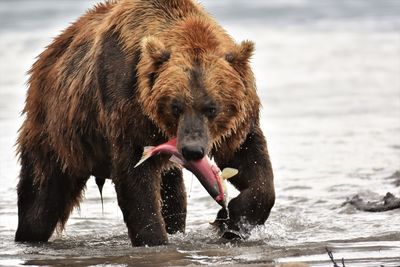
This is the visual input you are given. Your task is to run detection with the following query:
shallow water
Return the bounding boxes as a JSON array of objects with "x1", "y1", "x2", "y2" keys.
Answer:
[{"x1": 1, "y1": 0, "x2": 400, "y2": 266}]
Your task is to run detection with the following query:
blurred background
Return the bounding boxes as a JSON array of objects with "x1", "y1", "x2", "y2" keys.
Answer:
[{"x1": 1, "y1": 0, "x2": 400, "y2": 266}]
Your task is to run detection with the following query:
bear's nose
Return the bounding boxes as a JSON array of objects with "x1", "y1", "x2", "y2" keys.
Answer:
[{"x1": 181, "y1": 145, "x2": 205, "y2": 161}]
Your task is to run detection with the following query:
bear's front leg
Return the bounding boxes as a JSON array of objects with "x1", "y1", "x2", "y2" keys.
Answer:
[
  {"x1": 161, "y1": 167, "x2": 187, "y2": 234},
  {"x1": 215, "y1": 126, "x2": 275, "y2": 239},
  {"x1": 112, "y1": 147, "x2": 168, "y2": 246}
]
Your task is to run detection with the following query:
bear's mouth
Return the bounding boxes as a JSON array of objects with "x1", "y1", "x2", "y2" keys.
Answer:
[{"x1": 134, "y1": 138, "x2": 227, "y2": 207}]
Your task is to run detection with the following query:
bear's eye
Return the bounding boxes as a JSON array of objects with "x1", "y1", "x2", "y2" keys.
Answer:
[
  {"x1": 203, "y1": 106, "x2": 217, "y2": 119},
  {"x1": 171, "y1": 103, "x2": 183, "y2": 118}
]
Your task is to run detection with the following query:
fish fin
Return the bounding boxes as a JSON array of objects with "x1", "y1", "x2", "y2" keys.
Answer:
[
  {"x1": 169, "y1": 155, "x2": 184, "y2": 166},
  {"x1": 221, "y1": 168, "x2": 239, "y2": 180},
  {"x1": 134, "y1": 146, "x2": 155, "y2": 168}
]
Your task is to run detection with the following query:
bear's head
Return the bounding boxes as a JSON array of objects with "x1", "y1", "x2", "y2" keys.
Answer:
[{"x1": 137, "y1": 18, "x2": 259, "y2": 161}]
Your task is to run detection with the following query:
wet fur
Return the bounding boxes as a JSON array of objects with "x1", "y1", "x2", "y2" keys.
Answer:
[{"x1": 16, "y1": 0, "x2": 275, "y2": 246}]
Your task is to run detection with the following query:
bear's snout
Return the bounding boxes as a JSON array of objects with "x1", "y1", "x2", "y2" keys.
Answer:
[
  {"x1": 177, "y1": 111, "x2": 210, "y2": 161},
  {"x1": 181, "y1": 145, "x2": 205, "y2": 161}
]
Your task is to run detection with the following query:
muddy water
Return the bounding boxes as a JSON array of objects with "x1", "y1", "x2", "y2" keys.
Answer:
[{"x1": 1, "y1": 0, "x2": 400, "y2": 266}]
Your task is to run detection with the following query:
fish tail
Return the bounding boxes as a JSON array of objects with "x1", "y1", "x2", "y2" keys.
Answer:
[
  {"x1": 222, "y1": 179, "x2": 228, "y2": 193},
  {"x1": 134, "y1": 146, "x2": 155, "y2": 168},
  {"x1": 221, "y1": 168, "x2": 239, "y2": 180}
]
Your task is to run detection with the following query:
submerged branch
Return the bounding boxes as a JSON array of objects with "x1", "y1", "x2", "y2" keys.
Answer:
[
  {"x1": 325, "y1": 247, "x2": 345, "y2": 267},
  {"x1": 343, "y1": 192, "x2": 400, "y2": 212}
]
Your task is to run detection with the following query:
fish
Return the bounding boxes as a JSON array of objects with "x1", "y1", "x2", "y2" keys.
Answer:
[{"x1": 134, "y1": 138, "x2": 238, "y2": 208}]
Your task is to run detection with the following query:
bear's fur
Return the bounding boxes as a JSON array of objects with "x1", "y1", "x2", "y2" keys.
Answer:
[{"x1": 15, "y1": 0, "x2": 275, "y2": 246}]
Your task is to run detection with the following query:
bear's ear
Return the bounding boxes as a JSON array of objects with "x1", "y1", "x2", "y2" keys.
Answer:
[
  {"x1": 141, "y1": 36, "x2": 171, "y2": 65},
  {"x1": 225, "y1": 40, "x2": 254, "y2": 66}
]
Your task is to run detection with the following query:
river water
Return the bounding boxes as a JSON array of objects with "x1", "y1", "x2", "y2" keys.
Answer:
[{"x1": 1, "y1": 0, "x2": 400, "y2": 266}]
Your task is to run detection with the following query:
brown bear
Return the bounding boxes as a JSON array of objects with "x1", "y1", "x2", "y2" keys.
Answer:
[{"x1": 15, "y1": 0, "x2": 275, "y2": 246}]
